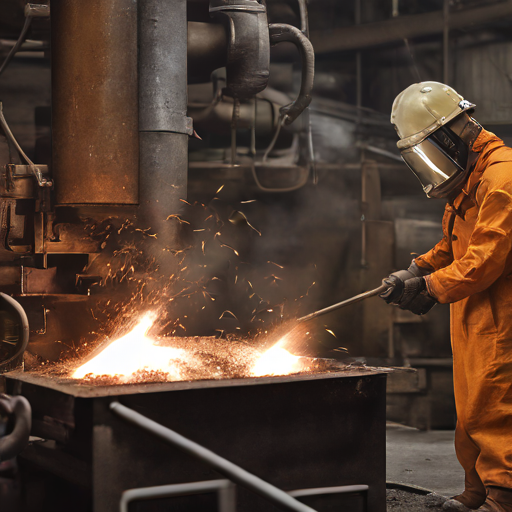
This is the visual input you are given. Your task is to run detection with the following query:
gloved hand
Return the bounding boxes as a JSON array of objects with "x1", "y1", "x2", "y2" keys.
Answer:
[
  {"x1": 380, "y1": 260, "x2": 433, "y2": 304},
  {"x1": 399, "y1": 276, "x2": 437, "y2": 315},
  {"x1": 380, "y1": 262, "x2": 437, "y2": 315},
  {"x1": 380, "y1": 269, "x2": 417, "y2": 304},
  {"x1": 408, "y1": 260, "x2": 433, "y2": 278}
]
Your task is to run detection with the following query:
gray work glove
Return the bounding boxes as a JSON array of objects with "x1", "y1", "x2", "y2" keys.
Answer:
[{"x1": 380, "y1": 261, "x2": 436, "y2": 315}]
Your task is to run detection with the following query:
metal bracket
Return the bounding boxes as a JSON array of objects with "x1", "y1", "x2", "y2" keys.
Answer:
[
  {"x1": 0, "y1": 104, "x2": 53, "y2": 188},
  {"x1": 24, "y1": 4, "x2": 51, "y2": 18},
  {"x1": 139, "y1": 114, "x2": 193, "y2": 136},
  {"x1": 4, "y1": 164, "x2": 50, "y2": 194},
  {"x1": 35, "y1": 307, "x2": 49, "y2": 336}
]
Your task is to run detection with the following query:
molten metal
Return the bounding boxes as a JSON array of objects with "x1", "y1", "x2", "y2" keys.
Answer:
[
  {"x1": 71, "y1": 313, "x2": 310, "y2": 383},
  {"x1": 72, "y1": 313, "x2": 187, "y2": 382},
  {"x1": 251, "y1": 336, "x2": 302, "y2": 377}
]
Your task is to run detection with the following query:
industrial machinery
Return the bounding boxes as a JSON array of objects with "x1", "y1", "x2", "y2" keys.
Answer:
[
  {"x1": 0, "y1": 1, "x2": 388, "y2": 511},
  {"x1": 0, "y1": 0, "x2": 315, "y2": 365}
]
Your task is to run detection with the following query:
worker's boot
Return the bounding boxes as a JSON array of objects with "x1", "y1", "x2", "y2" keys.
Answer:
[
  {"x1": 476, "y1": 487, "x2": 512, "y2": 512},
  {"x1": 443, "y1": 470, "x2": 486, "y2": 511},
  {"x1": 444, "y1": 493, "x2": 486, "y2": 511}
]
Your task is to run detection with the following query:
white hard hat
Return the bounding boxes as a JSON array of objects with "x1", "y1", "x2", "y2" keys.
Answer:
[{"x1": 391, "y1": 81, "x2": 476, "y2": 198}]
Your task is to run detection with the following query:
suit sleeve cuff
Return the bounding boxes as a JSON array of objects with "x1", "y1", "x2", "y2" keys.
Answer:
[{"x1": 424, "y1": 274, "x2": 439, "y2": 301}]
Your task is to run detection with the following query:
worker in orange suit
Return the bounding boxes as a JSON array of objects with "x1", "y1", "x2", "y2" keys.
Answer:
[{"x1": 380, "y1": 81, "x2": 512, "y2": 512}]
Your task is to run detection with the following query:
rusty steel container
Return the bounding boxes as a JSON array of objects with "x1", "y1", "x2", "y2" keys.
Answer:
[{"x1": 5, "y1": 369, "x2": 387, "y2": 512}]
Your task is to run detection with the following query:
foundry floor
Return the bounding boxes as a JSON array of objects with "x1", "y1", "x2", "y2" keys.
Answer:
[{"x1": 386, "y1": 423, "x2": 463, "y2": 497}]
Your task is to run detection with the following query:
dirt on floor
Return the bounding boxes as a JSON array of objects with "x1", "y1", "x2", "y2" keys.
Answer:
[{"x1": 387, "y1": 489, "x2": 448, "y2": 511}]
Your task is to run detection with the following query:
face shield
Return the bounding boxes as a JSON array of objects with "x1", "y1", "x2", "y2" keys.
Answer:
[{"x1": 400, "y1": 125, "x2": 469, "y2": 198}]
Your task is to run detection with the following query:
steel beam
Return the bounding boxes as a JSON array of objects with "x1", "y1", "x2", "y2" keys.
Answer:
[{"x1": 311, "y1": 0, "x2": 512, "y2": 54}]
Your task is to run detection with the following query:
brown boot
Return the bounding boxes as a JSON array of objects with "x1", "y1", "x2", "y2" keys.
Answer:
[
  {"x1": 443, "y1": 491, "x2": 486, "y2": 511},
  {"x1": 444, "y1": 469, "x2": 486, "y2": 511},
  {"x1": 477, "y1": 487, "x2": 512, "y2": 512}
]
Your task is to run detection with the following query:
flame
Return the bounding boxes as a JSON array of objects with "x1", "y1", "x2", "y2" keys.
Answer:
[
  {"x1": 72, "y1": 313, "x2": 187, "y2": 381},
  {"x1": 251, "y1": 336, "x2": 302, "y2": 377}
]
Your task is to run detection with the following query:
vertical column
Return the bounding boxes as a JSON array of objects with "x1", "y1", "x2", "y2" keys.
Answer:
[
  {"x1": 360, "y1": 161, "x2": 394, "y2": 358},
  {"x1": 138, "y1": 0, "x2": 192, "y2": 272},
  {"x1": 51, "y1": 0, "x2": 139, "y2": 205}
]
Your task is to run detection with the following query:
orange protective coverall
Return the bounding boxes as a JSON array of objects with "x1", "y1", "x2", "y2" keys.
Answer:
[{"x1": 415, "y1": 129, "x2": 512, "y2": 491}]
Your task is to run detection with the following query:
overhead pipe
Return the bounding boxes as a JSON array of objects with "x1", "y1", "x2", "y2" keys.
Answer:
[
  {"x1": 310, "y1": 0, "x2": 512, "y2": 54},
  {"x1": 187, "y1": 22, "x2": 227, "y2": 83},
  {"x1": 268, "y1": 24, "x2": 314, "y2": 125},
  {"x1": 189, "y1": 98, "x2": 276, "y2": 136}
]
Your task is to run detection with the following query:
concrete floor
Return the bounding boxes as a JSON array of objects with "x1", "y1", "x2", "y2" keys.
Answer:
[{"x1": 386, "y1": 423, "x2": 464, "y2": 497}]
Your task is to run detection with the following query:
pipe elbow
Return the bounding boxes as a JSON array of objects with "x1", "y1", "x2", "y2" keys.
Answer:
[{"x1": 0, "y1": 395, "x2": 32, "y2": 462}]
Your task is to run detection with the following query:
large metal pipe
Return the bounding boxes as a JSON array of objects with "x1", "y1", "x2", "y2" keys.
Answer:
[
  {"x1": 187, "y1": 22, "x2": 227, "y2": 83},
  {"x1": 51, "y1": 0, "x2": 139, "y2": 205},
  {"x1": 311, "y1": 0, "x2": 512, "y2": 54},
  {"x1": 138, "y1": 0, "x2": 191, "y2": 272},
  {"x1": 139, "y1": 0, "x2": 192, "y2": 136},
  {"x1": 189, "y1": 98, "x2": 275, "y2": 136}
]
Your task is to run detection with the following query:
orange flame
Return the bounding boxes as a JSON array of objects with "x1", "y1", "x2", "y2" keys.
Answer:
[
  {"x1": 251, "y1": 336, "x2": 302, "y2": 377},
  {"x1": 72, "y1": 313, "x2": 187, "y2": 382}
]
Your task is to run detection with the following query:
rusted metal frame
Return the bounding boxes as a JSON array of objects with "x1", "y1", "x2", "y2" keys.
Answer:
[{"x1": 3, "y1": 367, "x2": 383, "y2": 398}]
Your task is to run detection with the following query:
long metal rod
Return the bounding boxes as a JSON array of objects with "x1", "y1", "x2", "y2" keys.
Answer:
[
  {"x1": 297, "y1": 284, "x2": 388, "y2": 323},
  {"x1": 110, "y1": 402, "x2": 317, "y2": 512},
  {"x1": 289, "y1": 484, "x2": 369, "y2": 498},
  {"x1": 0, "y1": 17, "x2": 32, "y2": 77}
]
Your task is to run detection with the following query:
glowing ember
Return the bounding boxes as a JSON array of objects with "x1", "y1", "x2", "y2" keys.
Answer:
[
  {"x1": 72, "y1": 313, "x2": 187, "y2": 382},
  {"x1": 251, "y1": 337, "x2": 302, "y2": 377}
]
